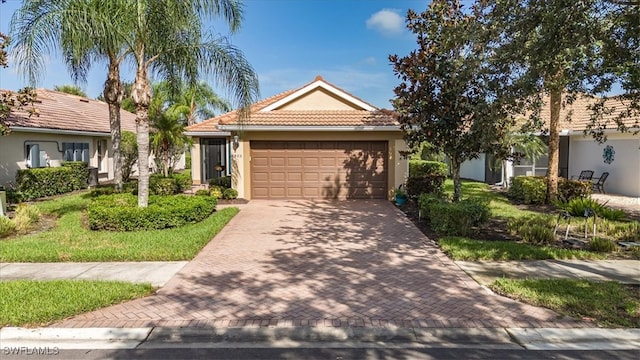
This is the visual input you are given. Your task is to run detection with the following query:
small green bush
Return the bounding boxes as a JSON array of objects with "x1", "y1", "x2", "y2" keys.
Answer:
[
  {"x1": 0, "y1": 216, "x2": 15, "y2": 238},
  {"x1": 171, "y1": 172, "x2": 192, "y2": 192},
  {"x1": 409, "y1": 160, "x2": 448, "y2": 177},
  {"x1": 589, "y1": 237, "x2": 618, "y2": 253},
  {"x1": 149, "y1": 176, "x2": 178, "y2": 195},
  {"x1": 209, "y1": 176, "x2": 232, "y2": 189},
  {"x1": 210, "y1": 186, "x2": 224, "y2": 199},
  {"x1": 425, "y1": 198, "x2": 490, "y2": 236},
  {"x1": 507, "y1": 215, "x2": 555, "y2": 237},
  {"x1": 195, "y1": 189, "x2": 210, "y2": 196},
  {"x1": 87, "y1": 194, "x2": 217, "y2": 231},
  {"x1": 223, "y1": 188, "x2": 238, "y2": 200},
  {"x1": 15, "y1": 162, "x2": 89, "y2": 200},
  {"x1": 185, "y1": 153, "x2": 192, "y2": 169},
  {"x1": 556, "y1": 197, "x2": 627, "y2": 221},
  {"x1": 89, "y1": 186, "x2": 117, "y2": 197},
  {"x1": 405, "y1": 175, "x2": 446, "y2": 199},
  {"x1": 558, "y1": 179, "x2": 592, "y2": 201},
  {"x1": 508, "y1": 176, "x2": 546, "y2": 204},
  {"x1": 519, "y1": 224, "x2": 556, "y2": 245},
  {"x1": 13, "y1": 204, "x2": 41, "y2": 233}
]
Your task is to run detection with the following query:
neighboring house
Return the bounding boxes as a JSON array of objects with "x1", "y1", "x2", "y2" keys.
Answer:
[
  {"x1": 185, "y1": 76, "x2": 408, "y2": 200},
  {"x1": 0, "y1": 88, "x2": 137, "y2": 186},
  {"x1": 460, "y1": 95, "x2": 640, "y2": 197}
]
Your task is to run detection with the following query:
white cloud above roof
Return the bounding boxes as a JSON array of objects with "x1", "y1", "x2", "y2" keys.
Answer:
[{"x1": 366, "y1": 9, "x2": 404, "y2": 36}]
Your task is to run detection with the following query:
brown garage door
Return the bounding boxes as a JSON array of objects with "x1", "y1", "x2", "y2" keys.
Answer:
[{"x1": 251, "y1": 141, "x2": 388, "y2": 199}]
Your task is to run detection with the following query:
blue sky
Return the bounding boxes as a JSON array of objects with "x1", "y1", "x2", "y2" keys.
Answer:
[{"x1": 0, "y1": 0, "x2": 451, "y2": 109}]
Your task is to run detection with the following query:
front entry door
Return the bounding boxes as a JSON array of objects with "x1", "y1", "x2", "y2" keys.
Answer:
[{"x1": 201, "y1": 138, "x2": 227, "y2": 183}]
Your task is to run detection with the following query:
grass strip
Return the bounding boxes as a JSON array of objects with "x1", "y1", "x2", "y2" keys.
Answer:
[
  {"x1": 0, "y1": 280, "x2": 153, "y2": 327},
  {"x1": 439, "y1": 237, "x2": 606, "y2": 260},
  {"x1": 490, "y1": 278, "x2": 640, "y2": 328},
  {"x1": 1, "y1": 193, "x2": 239, "y2": 262}
]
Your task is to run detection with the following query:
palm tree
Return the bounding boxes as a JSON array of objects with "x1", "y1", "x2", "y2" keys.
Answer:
[
  {"x1": 150, "y1": 111, "x2": 191, "y2": 177},
  {"x1": 125, "y1": 0, "x2": 259, "y2": 207},
  {"x1": 12, "y1": 0, "x2": 259, "y2": 207},
  {"x1": 493, "y1": 123, "x2": 547, "y2": 189},
  {"x1": 11, "y1": 0, "x2": 131, "y2": 191},
  {"x1": 167, "y1": 81, "x2": 231, "y2": 126}
]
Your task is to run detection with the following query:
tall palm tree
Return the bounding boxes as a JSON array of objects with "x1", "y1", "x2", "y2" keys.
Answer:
[
  {"x1": 167, "y1": 81, "x2": 231, "y2": 126},
  {"x1": 150, "y1": 111, "x2": 191, "y2": 177},
  {"x1": 11, "y1": 0, "x2": 131, "y2": 191},
  {"x1": 125, "y1": 0, "x2": 259, "y2": 207}
]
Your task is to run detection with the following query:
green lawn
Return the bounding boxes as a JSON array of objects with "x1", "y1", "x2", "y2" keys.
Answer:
[
  {"x1": 0, "y1": 280, "x2": 154, "y2": 327},
  {"x1": 0, "y1": 192, "x2": 239, "y2": 262},
  {"x1": 439, "y1": 237, "x2": 606, "y2": 261},
  {"x1": 490, "y1": 278, "x2": 640, "y2": 328}
]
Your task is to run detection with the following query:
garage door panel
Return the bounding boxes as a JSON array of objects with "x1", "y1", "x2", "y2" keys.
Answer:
[{"x1": 251, "y1": 141, "x2": 387, "y2": 199}]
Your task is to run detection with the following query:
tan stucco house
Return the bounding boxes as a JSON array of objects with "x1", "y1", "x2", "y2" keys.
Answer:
[
  {"x1": 460, "y1": 95, "x2": 640, "y2": 198},
  {"x1": 0, "y1": 89, "x2": 137, "y2": 186},
  {"x1": 185, "y1": 76, "x2": 408, "y2": 200}
]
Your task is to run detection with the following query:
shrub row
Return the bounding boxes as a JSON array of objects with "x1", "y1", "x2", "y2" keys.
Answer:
[
  {"x1": 418, "y1": 193, "x2": 490, "y2": 236},
  {"x1": 15, "y1": 162, "x2": 89, "y2": 201},
  {"x1": 208, "y1": 185, "x2": 238, "y2": 199},
  {"x1": 209, "y1": 176, "x2": 231, "y2": 189},
  {"x1": 508, "y1": 176, "x2": 592, "y2": 204},
  {"x1": 87, "y1": 193, "x2": 217, "y2": 231},
  {"x1": 406, "y1": 160, "x2": 447, "y2": 198},
  {"x1": 149, "y1": 172, "x2": 192, "y2": 195}
]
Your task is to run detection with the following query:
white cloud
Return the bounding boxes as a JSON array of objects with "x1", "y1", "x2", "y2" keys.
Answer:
[{"x1": 366, "y1": 9, "x2": 404, "y2": 36}]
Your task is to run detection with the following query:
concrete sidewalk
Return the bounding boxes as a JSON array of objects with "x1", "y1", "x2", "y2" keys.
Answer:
[
  {"x1": 455, "y1": 259, "x2": 640, "y2": 285},
  {"x1": 0, "y1": 262, "x2": 187, "y2": 287},
  {"x1": 2, "y1": 259, "x2": 636, "y2": 287}
]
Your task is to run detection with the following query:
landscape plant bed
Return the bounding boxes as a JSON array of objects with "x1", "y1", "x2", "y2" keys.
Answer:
[
  {"x1": 0, "y1": 280, "x2": 154, "y2": 327},
  {"x1": 0, "y1": 192, "x2": 239, "y2": 262},
  {"x1": 398, "y1": 180, "x2": 640, "y2": 260}
]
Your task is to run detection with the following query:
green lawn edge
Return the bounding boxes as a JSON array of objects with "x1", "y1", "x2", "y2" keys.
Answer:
[
  {"x1": 1, "y1": 193, "x2": 239, "y2": 262},
  {"x1": 0, "y1": 280, "x2": 154, "y2": 327}
]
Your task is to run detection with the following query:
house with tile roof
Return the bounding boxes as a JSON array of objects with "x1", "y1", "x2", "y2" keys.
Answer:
[
  {"x1": 0, "y1": 88, "x2": 137, "y2": 186},
  {"x1": 460, "y1": 95, "x2": 640, "y2": 197},
  {"x1": 185, "y1": 76, "x2": 408, "y2": 200}
]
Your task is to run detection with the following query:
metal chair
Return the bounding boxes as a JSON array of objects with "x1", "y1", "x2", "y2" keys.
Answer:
[
  {"x1": 592, "y1": 172, "x2": 609, "y2": 194},
  {"x1": 577, "y1": 170, "x2": 594, "y2": 181}
]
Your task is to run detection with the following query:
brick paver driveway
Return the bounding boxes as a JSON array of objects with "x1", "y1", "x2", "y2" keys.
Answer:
[{"x1": 56, "y1": 200, "x2": 591, "y2": 329}]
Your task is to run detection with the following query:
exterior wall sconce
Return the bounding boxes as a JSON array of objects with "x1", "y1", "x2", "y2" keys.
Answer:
[{"x1": 232, "y1": 135, "x2": 239, "y2": 150}]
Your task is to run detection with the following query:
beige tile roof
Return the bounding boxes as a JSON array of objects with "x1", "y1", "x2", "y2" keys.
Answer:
[
  {"x1": 4, "y1": 88, "x2": 137, "y2": 133},
  {"x1": 185, "y1": 77, "x2": 399, "y2": 132},
  {"x1": 537, "y1": 95, "x2": 638, "y2": 132}
]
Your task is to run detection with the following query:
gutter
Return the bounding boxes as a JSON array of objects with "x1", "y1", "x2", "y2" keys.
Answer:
[
  {"x1": 10, "y1": 126, "x2": 112, "y2": 137},
  {"x1": 184, "y1": 131, "x2": 231, "y2": 137},
  {"x1": 216, "y1": 125, "x2": 401, "y2": 132}
]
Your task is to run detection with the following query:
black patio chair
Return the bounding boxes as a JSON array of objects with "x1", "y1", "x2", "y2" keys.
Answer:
[
  {"x1": 577, "y1": 170, "x2": 594, "y2": 181},
  {"x1": 592, "y1": 172, "x2": 609, "y2": 194}
]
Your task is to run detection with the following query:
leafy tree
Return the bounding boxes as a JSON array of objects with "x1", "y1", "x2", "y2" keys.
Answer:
[
  {"x1": 483, "y1": 0, "x2": 638, "y2": 202},
  {"x1": 11, "y1": 0, "x2": 131, "y2": 191},
  {"x1": 0, "y1": 32, "x2": 37, "y2": 136},
  {"x1": 53, "y1": 84, "x2": 87, "y2": 97},
  {"x1": 150, "y1": 112, "x2": 192, "y2": 177},
  {"x1": 390, "y1": 0, "x2": 510, "y2": 201},
  {"x1": 120, "y1": 130, "x2": 138, "y2": 182}
]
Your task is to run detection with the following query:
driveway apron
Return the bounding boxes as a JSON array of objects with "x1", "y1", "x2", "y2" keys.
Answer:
[{"x1": 55, "y1": 200, "x2": 592, "y2": 329}]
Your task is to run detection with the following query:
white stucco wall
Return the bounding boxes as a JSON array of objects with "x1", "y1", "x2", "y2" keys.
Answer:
[
  {"x1": 0, "y1": 131, "x2": 110, "y2": 186},
  {"x1": 568, "y1": 133, "x2": 640, "y2": 197},
  {"x1": 460, "y1": 155, "x2": 486, "y2": 182}
]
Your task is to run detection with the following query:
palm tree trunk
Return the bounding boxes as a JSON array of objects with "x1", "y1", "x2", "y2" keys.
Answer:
[
  {"x1": 103, "y1": 58, "x2": 123, "y2": 191},
  {"x1": 546, "y1": 88, "x2": 561, "y2": 203},
  {"x1": 133, "y1": 64, "x2": 152, "y2": 208}
]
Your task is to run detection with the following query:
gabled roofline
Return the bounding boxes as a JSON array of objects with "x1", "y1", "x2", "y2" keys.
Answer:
[{"x1": 260, "y1": 76, "x2": 378, "y2": 112}]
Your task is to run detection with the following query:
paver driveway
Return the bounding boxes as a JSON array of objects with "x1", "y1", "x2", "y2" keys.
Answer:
[{"x1": 56, "y1": 200, "x2": 591, "y2": 329}]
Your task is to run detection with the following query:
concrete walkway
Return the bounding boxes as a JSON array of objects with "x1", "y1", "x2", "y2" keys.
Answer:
[{"x1": 0, "y1": 262, "x2": 187, "y2": 287}]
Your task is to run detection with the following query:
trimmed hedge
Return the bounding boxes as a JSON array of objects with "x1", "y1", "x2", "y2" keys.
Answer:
[
  {"x1": 406, "y1": 160, "x2": 448, "y2": 198},
  {"x1": 15, "y1": 162, "x2": 89, "y2": 200},
  {"x1": 418, "y1": 193, "x2": 489, "y2": 236},
  {"x1": 223, "y1": 188, "x2": 238, "y2": 200},
  {"x1": 87, "y1": 194, "x2": 217, "y2": 231},
  {"x1": 409, "y1": 160, "x2": 448, "y2": 177},
  {"x1": 508, "y1": 176, "x2": 592, "y2": 204},
  {"x1": 148, "y1": 172, "x2": 193, "y2": 195}
]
